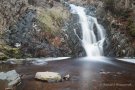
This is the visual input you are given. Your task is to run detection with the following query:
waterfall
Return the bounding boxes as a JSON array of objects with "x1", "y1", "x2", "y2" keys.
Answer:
[{"x1": 70, "y1": 4, "x2": 106, "y2": 57}]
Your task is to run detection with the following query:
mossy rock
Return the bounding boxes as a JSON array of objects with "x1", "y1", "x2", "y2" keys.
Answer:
[
  {"x1": 0, "y1": 52, "x2": 8, "y2": 61},
  {"x1": 5, "y1": 48, "x2": 22, "y2": 59},
  {"x1": 0, "y1": 45, "x2": 22, "y2": 59}
]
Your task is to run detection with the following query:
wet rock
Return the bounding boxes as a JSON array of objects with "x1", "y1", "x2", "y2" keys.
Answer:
[
  {"x1": 31, "y1": 60, "x2": 47, "y2": 65},
  {"x1": 63, "y1": 74, "x2": 70, "y2": 80},
  {"x1": 35, "y1": 72, "x2": 62, "y2": 82},
  {"x1": 65, "y1": 14, "x2": 86, "y2": 57},
  {"x1": 0, "y1": 70, "x2": 21, "y2": 88}
]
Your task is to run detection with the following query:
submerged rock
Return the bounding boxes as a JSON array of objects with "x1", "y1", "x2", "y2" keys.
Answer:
[
  {"x1": 0, "y1": 70, "x2": 21, "y2": 88},
  {"x1": 35, "y1": 72, "x2": 62, "y2": 82},
  {"x1": 63, "y1": 74, "x2": 70, "y2": 81}
]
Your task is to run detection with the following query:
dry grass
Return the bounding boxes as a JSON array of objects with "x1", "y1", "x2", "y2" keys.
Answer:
[{"x1": 37, "y1": 6, "x2": 70, "y2": 35}]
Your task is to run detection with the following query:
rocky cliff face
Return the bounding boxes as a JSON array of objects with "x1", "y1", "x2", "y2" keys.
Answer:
[
  {"x1": 0, "y1": 0, "x2": 73, "y2": 59},
  {"x1": 99, "y1": 0, "x2": 135, "y2": 57},
  {"x1": 0, "y1": 0, "x2": 29, "y2": 59}
]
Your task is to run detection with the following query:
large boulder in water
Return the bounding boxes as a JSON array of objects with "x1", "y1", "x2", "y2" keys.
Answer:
[
  {"x1": 0, "y1": 70, "x2": 21, "y2": 88},
  {"x1": 35, "y1": 72, "x2": 62, "y2": 82}
]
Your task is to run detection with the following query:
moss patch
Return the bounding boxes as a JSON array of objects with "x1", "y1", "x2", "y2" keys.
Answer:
[
  {"x1": 0, "y1": 52, "x2": 8, "y2": 60},
  {"x1": 0, "y1": 44, "x2": 22, "y2": 59}
]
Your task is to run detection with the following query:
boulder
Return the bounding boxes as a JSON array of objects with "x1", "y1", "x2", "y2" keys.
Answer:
[
  {"x1": 35, "y1": 72, "x2": 62, "y2": 82},
  {"x1": 0, "y1": 70, "x2": 21, "y2": 88}
]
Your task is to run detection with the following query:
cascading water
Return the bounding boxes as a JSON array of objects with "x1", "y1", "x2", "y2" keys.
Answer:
[{"x1": 70, "y1": 4, "x2": 106, "y2": 57}]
